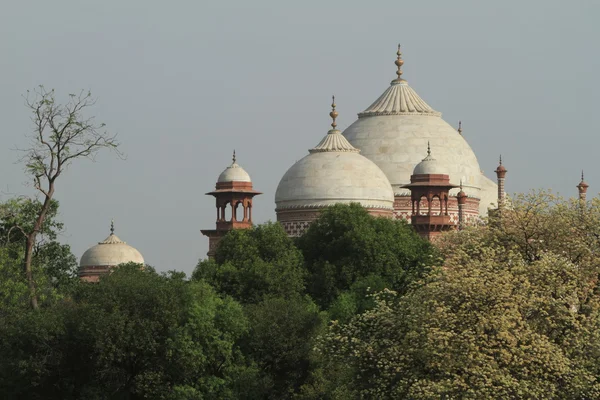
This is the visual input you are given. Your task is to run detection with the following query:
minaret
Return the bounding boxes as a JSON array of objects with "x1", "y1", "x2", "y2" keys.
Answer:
[
  {"x1": 494, "y1": 155, "x2": 507, "y2": 208},
  {"x1": 577, "y1": 171, "x2": 589, "y2": 202},
  {"x1": 402, "y1": 144, "x2": 458, "y2": 240},
  {"x1": 201, "y1": 152, "x2": 262, "y2": 258},
  {"x1": 457, "y1": 181, "x2": 467, "y2": 230}
]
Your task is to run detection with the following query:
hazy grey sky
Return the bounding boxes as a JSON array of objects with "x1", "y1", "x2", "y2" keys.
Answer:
[{"x1": 1, "y1": 0, "x2": 598, "y2": 275}]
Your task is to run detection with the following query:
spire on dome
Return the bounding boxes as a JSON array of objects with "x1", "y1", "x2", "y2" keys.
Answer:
[
  {"x1": 232, "y1": 150, "x2": 236, "y2": 164},
  {"x1": 358, "y1": 45, "x2": 440, "y2": 117},
  {"x1": 310, "y1": 97, "x2": 359, "y2": 153},
  {"x1": 458, "y1": 121, "x2": 463, "y2": 135},
  {"x1": 330, "y1": 95, "x2": 338, "y2": 130},
  {"x1": 393, "y1": 44, "x2": 405, "y2": 83},
  {"x1": 419, "y1": 142, "x2": 436, "y2": 162},
  {"x1": 102, "y1": 218, "x2": 124, "y2": 243}
]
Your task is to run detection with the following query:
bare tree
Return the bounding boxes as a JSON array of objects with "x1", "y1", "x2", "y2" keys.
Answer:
[{"x1": 19, "y1": 86, "x2": 121, "y2": 309}]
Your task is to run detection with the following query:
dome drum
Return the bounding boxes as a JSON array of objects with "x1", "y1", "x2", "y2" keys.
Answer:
[{"x1": 277, "y1": 205, "x2": 392, "y2": 237}]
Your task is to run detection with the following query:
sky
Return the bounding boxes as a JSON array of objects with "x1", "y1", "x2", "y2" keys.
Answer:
[{"x1": 1, "y1": 0, "x2": 598, "y2": 275}]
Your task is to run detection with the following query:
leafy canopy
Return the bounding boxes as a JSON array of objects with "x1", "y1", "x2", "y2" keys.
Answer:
[{"x1": 297, "y1": 203, "x2": 436, "y2": 309}]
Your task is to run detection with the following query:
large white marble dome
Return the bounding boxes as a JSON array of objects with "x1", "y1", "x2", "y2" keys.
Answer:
[
  {"x1": 342, "y1": 48, "x2": 498, "y2": 214},
  {"x1": 275, "y1": 128, "x2": 394, "y2": 211}
]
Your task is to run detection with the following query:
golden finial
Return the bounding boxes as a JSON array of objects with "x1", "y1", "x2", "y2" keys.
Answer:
[
  {"x1": 427, "y1": 141, "x2": 431, "y2": 156},
  {"x1": 499, "y1": 155, "x2": 503, "y2": 165},
  {"x1": 329, "y1": 95, "x2": 338, "y2": 130},
  {"x1": 581, "y1": 170, "x2": 585, "y2": 182},
  {"x1": 458, "y1": 121, "x2": 462, "y2": 135},
  {"x1": 232, "y1": 150, "x2": 236, "y2": 164},
  {"x1": 393, "y1": 44, "x2": 405, "y2": 82},
  {"x1": 110, "y1": 219, "x2": 114, "y2": 235}
]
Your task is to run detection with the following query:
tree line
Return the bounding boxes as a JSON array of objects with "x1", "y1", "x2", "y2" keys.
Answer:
[{"x1": 2, "y1": 88, "x2": 600, "y2": 398}]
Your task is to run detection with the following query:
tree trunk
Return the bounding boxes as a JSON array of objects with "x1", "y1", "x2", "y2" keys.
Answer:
[
  {"x1": 24, "y1": 236, "x2": 38, "y2": 309},
  {"x1": 24, "y1": 184, "x2": 54, "y2": 310}
]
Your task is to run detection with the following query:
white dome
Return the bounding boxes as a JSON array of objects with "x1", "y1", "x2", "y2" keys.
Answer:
[
  {"x1": 80, "y1": 233, "x2": 144, "y2": 267},
  {"x1": 413, "y1": 147, "x2": 446, "y2": 175},
  {"x1": 342, "y1": 79, "x2": 497, "y2": 215},
  {"x1": 275, "y1": 129, "x2": 394, "y2": 211},
  {"x1": 218, "y1": 162, "x2": 251, "y2": 183}
]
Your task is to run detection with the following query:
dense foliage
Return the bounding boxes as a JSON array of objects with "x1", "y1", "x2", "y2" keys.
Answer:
[
  {"x1": 297, "y1": 203, "x2": 436, "y2": 314},
  {"x1": 316, "y1": 192, "x2": 600, "y2": 398},
  {"x1": 0, "y1": 198, "x2": 78, "y2": 315},
  {"x1": 0, "y1": 265, "x2": 259, "y2": 399},
  {"x1": 4, "y1": 195, "x2": 600, "y2": 399}
]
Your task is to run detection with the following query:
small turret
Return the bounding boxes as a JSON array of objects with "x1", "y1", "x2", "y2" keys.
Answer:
[
  {"x1": 577, "y1": 171, "x2": 589, "y2": 202},
  {"x1": 494, "y1": 155, "x2": 507, "y2": 209},
  {"x1": 201, "y1": 152, "x2": 262, "y2": 258},
  {"x1": 402, "y1": 144, "x2": 458, "y2": 241}
]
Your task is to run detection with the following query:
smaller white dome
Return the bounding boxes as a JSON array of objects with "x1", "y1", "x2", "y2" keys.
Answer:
[
  {"x1": 80, "y1": 233, "x2": 144, "y2": 267},
  {"x1": 413, "y1": 146, "x2": 447, "y2": 175},
  {"x1": 217, "y1": 153, "x2": 252, "y2": 183},
  {"x1": 217, "y1": 163, "x2": 251, "y2": 183}
]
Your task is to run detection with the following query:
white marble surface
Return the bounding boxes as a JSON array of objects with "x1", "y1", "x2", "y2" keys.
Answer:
[
  {"x1": 343, "y1": 80, "x2": 498, "y2": 215},
  {"x1": 218, "y1": 162, "x2": 252, "y2": 183},
  {"x1": 275, "y1": 150, "x2": 394, "y2": 210},
  {"x1": 80, "y1": 233, "x2": 145, "y2": 267}
]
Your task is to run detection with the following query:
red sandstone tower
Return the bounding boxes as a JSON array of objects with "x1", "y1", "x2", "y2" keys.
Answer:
[
  {"x1": 577, "y1": 171, "x2": 589, "y2": 202},
  {"x1": 495, "y1": 156, "x2": 507, "y2": 209},
  {"x1": 201, "y1": 152, "x2": 261, "y2": 258},
  {"x1": 403, "y1": 144, "x2": 458, "y2": 240}
]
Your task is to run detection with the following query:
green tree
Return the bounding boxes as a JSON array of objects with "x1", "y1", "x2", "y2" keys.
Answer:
[
  {"x1": 297, "y1": 203, "x2": 435, "y2": 309},
  {"x1": 317, "y1": 253, "x2": 600, "y2": 398},
  {"x1": 0, "y1": 198, "x2": 78, "y2": 314},
  {"x1": 0, "y1": 265, "x2": 259, "y2": 399},
  {"x1": 242, "y1": 295, "x2": 328, "y2": 399},
  {"x1": 316, "y1": 193, "x2": 600, "y2": 399},
  {"x1": 193, "y1": 222, "x2": 306, "y2": 304},
  {"x1": 14, "y1": 87, "x2": 120, "y2": 309}
]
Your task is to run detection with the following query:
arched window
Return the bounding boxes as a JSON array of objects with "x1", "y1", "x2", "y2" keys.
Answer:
[
  {"x1": 224, "y1": 201, "x2": 232, "y2": 221},
  {"x1": 234, "y1": 202, "x2": 243, "y2": 222},
  {"x1": 431, "y1": 195, "x2": 441, "y2": 216},
  {"x1": 419, "y1": 195, "x2": 428, "y2": 215}
]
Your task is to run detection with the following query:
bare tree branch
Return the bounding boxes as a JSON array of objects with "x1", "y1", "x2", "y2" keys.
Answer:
[{"x1": 17, "y1": 86, "x2": 123, "y2": 309}]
